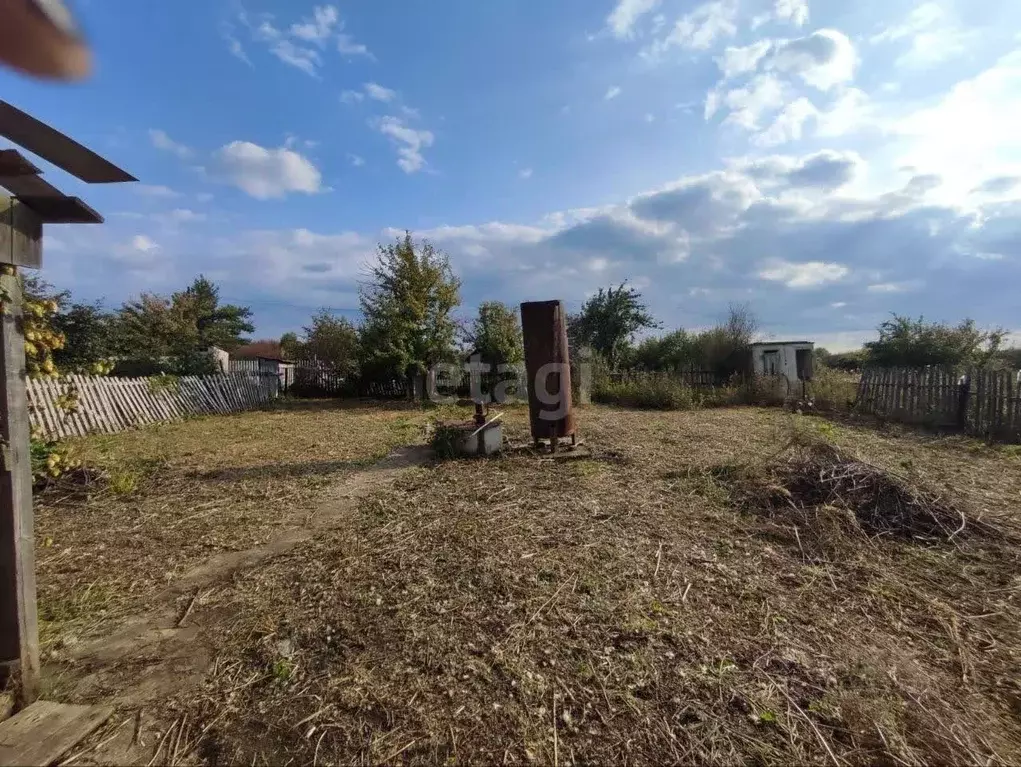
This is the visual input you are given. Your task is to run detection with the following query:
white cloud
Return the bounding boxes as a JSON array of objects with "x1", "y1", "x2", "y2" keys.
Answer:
[
  {"x1": 290, "y1": 5, "x2": 338, "y2": 44},
  {"x1": 267, "y1": 38, "x2": 322, "y2": 76},
  {"x1": 213, "y1": 141, "x2": 323, "y2": 199},
  {"x1": 607, "y1": 0, "x2": 661, "y2": 39},
  {"x1": 773, "y1": 0, "x2": 808, "y2": 27},
  {"x1": 131, "y1": 235, "x2": 159, "y2": 253},
  {"x1": 135, "y1": 184, "x2": 181, "y2": 198},
  {"x1": 755, "y1": 96, "x2": 818, "y2": 145},
  {"x1": 770, "y1": 29, "x2": 856, "y2": 90},
  {"x1": 340, "y1": 90, "x2": 365, "y2": 104},
  {"x1": 364, "y1": 82, "x2": 397, "y2": 102},
  {"x1": 519, "y1": 168, "x2": 534, "y2": 179},
  {"x1": 348, "y1": 153, "x2": 366, "y2": 167},
  {"x1": 867, "y1": 282, "x2": 911, "y2": 293},
  {"x1": 716, "y1": 74, "x2": 787, "y2": 129},
  {"x1": 373, "y1": 116, "x2": 434, "y2": 173},
  {"x1": 643, "y1": 1, "x2": 737, "y2": 59},
  {"x1": 149, "y1": 129, "x2": 192, "y2": 159},
  {"x1": 758, "y1": 259, "x2": 850, "y2": 287},
  {"x1": 238, "y1": 5, "x2": 369, "y2": 76},
  {"x1": 893, "y1": 51, "x2": 1021, "y2": 194},
  {"x1": 605, "y1": 85, "x2": 623, "y2": 100},
  {"x1": 716, "y1": 40, "x2": 773, "y2": 79},
  {"x1": 870, "y1": 3, "x2": 972, "y2": 69}
]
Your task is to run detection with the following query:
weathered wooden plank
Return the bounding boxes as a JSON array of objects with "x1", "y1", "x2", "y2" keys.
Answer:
[
  {"x1": 0, "y1": 270, "x2": 40, "y2": 702},
  {"x1": 107, "y1": 379, "x2": 137, "y2": 429},
  {"x1": 41, "y1": 378, "x2": 65, "y2": 440},
  {"x1": 179, "y1": 377, "x2": 204, "y2": 416},
  {"x1": 70, "y1": 375, "x2": 102, "y2": 435},
  {"x1": 207, "y1": 376, "x2": 232, "y2": 413},
  {"x1": 78, "y1": 377, "x2": 112, "y2": 434},
  {"x1": 93, "y1": 377, "x2": 127, "y2": 432},
  {"x1": 189, "y1": 377, "x2": 215, "y2": 414},
  {"x1": 0, "y1": 700, "x2": 113, "y2": 766},
  {"x1": 122, "y1": 380, "x2": 153, "y2": 426}
]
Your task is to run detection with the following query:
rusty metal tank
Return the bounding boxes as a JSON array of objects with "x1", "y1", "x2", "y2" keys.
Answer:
[{"x1": 519, "y1": 300, "x2": 576, "y2": 445}]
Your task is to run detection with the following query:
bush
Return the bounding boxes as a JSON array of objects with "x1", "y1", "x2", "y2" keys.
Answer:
[
  {"x1": 594, "y1": 375, "x2": 699, "y2": 410},
  {"x1": 804, "y1": 367, "x2": 859, "y2": 412}
]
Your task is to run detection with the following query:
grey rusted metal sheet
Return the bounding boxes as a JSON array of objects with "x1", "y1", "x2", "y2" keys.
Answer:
[{"x1": 520, "y1": 299, "x2": 576, "y2": 443}]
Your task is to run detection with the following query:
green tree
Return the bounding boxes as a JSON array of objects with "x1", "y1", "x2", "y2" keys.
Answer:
[
  {"x1": 280, "y1": 331, "x2": 302, "y2": 360},
  {"x1": 358, "y1": 232, "x2": 461, "y2": 385},
  {"x1": 115, "y1": 276, "x2": 254, "y2": 374},
  {"x1": 173, "y1": 276, "x2": 254, "y2": 351},
  {"x1": 52, "y1": 301, "x2": 116, "y2": 374},
  {"x1": 465, "y1": 301, "x2": 523, "y2": 366},
  {"x1": 631, "y1": 329, "x2": 692, "y2": 371},
  {"x1": 573, "y1": 282, "x2": 660, "y2": 369},
  {"x1": 824, "y1": 349, "x2": 868, "y2": 372},
  {"x1": 301, "y1": 310, "x2": 360, "y2": 375},
  {"x1": 865, "y1": 315, "x2": 1005, "y2": 368}
]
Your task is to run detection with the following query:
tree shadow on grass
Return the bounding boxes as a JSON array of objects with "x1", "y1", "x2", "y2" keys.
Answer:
[{"x1": 187, "y1": 444, "x2": 433, "y2": 482}]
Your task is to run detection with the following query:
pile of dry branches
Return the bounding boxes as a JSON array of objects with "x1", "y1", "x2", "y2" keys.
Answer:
[{"x1": 735, "y1": 437, "x2": 1005, "y2": 543}]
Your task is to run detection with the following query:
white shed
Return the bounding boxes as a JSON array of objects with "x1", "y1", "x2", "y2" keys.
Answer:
[{"x1": 749, "y1": 341, "x2": 814, "y2": 385}]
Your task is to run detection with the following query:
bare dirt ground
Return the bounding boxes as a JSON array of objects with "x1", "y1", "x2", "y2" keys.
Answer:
[{"x1": 34, "y1": 402, "x2": 1021, "y2": 765}]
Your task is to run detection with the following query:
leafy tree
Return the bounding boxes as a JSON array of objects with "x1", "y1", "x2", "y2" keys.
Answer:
[
  {"x1": 52, "y1": 301, "x2": 116, "y2": 374},
  {"x1": 358, "y1": 232, "x2": 461, "y2": 384},
  {"x1": 865, "y1": 315, "x2": 1005, "y2": 368},
  {"x1": 993, "y1": 346, "x2": 1021, "y2": 370},
  {"x1": 823, "y1": 349, "x2": 869, "y2": 372},
  {"x1": 630, "y1": 330, "x2": 692, "y2": 371},
  {"x1": 465, "y1": 301, "x2": 523, "y2": 366},
  {"x1": 173, "y1": 276, "x2": 254, "y2": 351},
  {"x1": 624, "y1": 305, "x2": 756, "y2": 377},
  {"x1": 115, "y1": 276, "x2": 253, "y2": 374},
  {"x1": 280, "y1": 332, "x2": 302, "y2": 360},
  {"x1": 18, "y1": 273, "x2": 67, "y2": 378},
  {"x1": 301, "y1": 310, "x2": 360, "y2": 375},
  {"x1": 573, "y1": 282, "x2": 660, "y2": 369}
]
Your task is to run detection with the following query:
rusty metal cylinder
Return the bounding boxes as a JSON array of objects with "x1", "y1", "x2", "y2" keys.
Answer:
[{"x1": 520, "y1": 300, "x2": 576, "y2": 441}]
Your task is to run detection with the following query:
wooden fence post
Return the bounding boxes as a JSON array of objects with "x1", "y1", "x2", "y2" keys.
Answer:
[
  {"x1": 0, "y1": 270, "x2": 39, "y2": 705},
  {"x1": 956, "y1": 372, "x2": 971, "y2": 432}
]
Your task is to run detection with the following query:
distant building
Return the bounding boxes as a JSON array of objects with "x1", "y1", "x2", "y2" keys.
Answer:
[{"x1": 749, "y1": 341, "x2": 814, "y2": 385}]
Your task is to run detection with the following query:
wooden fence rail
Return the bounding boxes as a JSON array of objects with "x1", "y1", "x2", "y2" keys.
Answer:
[
  {"x1": 26, "y1": 373, "x2": 279, "y2": 440},
  {"x1": 856, "y1": 366, "x2": 1021, "y2": 442}
]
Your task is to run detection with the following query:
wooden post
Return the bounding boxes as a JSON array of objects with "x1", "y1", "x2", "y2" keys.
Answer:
[
  {"x1": 0, "y1": 268, "x2": 40, "y2": 705},
  {"x1": 956, "y1": 372, "x2": 971, "y2": 433}
]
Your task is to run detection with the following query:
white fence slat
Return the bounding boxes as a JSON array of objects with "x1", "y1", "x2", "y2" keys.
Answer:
[{"x1": 26, "y1": 373, "x2": 278, "y2": 440}]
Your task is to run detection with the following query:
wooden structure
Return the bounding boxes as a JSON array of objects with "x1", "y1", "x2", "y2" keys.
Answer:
[
  {"x1": 856, "y1": 366, "x2": 1021, "y2": 443},
  {"x1": 0, "y1": 101, "x2": 135, "y2": 705},
  {"x1": 519, "y1": 300, "x2": 576, "y2": 452},
  {"x1": 0, "y1": 700, "x2": 112, "y2": 766},
  {"x1": 27, "y1": 373, "x2": 278, "y2": 440}
]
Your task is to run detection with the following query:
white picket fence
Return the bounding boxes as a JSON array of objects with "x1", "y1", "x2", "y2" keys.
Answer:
[{"x1": 26, "y1": 373, "x2": 279, "y2": 440}]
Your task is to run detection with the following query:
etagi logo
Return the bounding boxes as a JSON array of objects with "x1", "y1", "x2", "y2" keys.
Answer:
[{"x1": 425, "y1": 359, "x2": 591, "y2": 421}]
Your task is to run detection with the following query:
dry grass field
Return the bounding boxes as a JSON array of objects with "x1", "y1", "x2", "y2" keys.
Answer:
[{"x1": 34, "y1": 401, "x2": 1021, "y2": 765}]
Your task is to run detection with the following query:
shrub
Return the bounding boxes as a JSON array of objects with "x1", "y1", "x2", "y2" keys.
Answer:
[
  {"x1": 30, "y1": 431, "x2": 81, "y2": 486},
  {"x1": 594, "y1": 375, "x2": 699, "y2": 410}
]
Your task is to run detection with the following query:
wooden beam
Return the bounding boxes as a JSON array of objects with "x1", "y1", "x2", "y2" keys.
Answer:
[
  {"x1": 0, "y1": 701, "x2": 113, "y2": 766},
  {"x1": 14, "y1": 196, "x2": 102, "y2": 225},
  {"x1": 0, "y1": 102, "x2": 136, "y2": 184},
  {"x1": 0, "y1": 152, "x2": 39, "y2": 178},
  {"x1": 0, "y1": 270, "x2": 39, "y2": 705},
  {"x1": 0, "y1": 199, "x2": 42, "y2": 269}
]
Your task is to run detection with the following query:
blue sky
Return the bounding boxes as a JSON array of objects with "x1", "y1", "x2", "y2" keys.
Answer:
[{"x1": 2, "y1": 0, "x2": 1020, "y2": 350}]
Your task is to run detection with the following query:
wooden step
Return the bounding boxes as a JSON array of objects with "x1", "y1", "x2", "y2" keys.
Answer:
[{"x1": 0, "y1": 700, "x2": 112, "y2": 766}]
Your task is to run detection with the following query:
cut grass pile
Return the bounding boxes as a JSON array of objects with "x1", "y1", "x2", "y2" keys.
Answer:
[{"x1": 126, "y1": 406, "x2": 1021, "y2": 765}]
